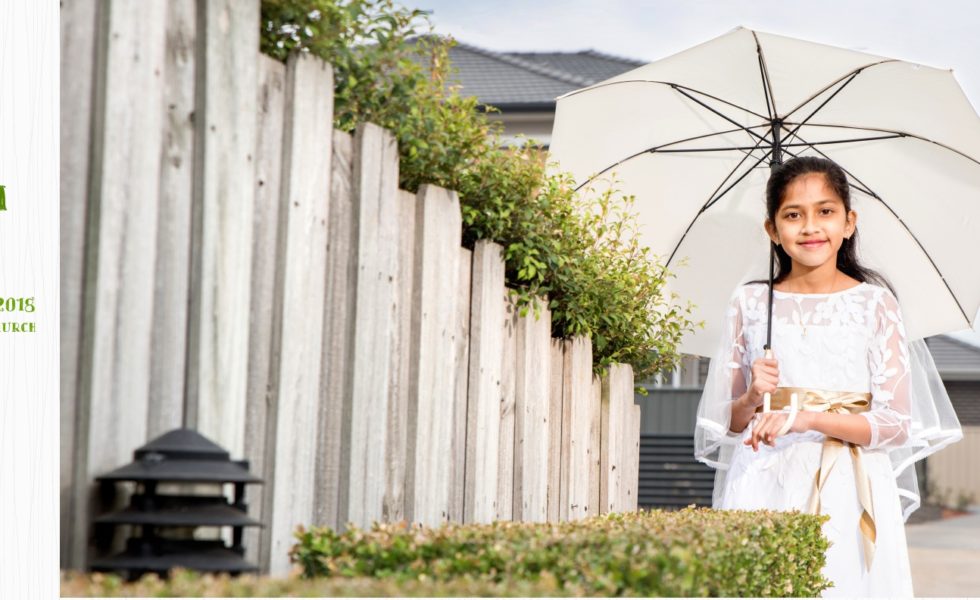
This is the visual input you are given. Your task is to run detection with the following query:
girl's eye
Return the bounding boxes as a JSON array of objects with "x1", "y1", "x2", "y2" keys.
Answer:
[{"x1": 821, "y1": 208, "x2": 834, "y2": 215}]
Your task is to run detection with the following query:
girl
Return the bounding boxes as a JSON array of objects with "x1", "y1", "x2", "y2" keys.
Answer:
[{"x1": 694, "y1": 156, "x2": 963, "y2": 597}]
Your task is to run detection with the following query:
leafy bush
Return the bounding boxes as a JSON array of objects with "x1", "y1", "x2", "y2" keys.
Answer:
[
  {"x1": 289, "y1": 507, "x2": 832, "y2": 597},
  {"x1": 260, "y1": 0, "x2": 703, "y2": 383},
  {"x1": 60, "y1": 569, "x2": 566, "y2": 597},
  {"x1": 63, "y1": 509, "x2": 831, "y2": 597}
]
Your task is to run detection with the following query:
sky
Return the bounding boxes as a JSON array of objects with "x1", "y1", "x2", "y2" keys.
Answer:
[
  {"x1": 410, "y1": 0, "x2": 980, "y2": 342},
  {"x1": 414, "y1": 0, "x2": 980, "y2": 111}
]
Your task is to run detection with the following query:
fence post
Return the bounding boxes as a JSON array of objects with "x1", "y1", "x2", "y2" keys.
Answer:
[
  {"x1": 343, "y1": 122, "x2": 400, "y2": 530},
  {"x1": 243, "y1": 53, "x2": 286, "y2": 571},
  {"x1": 148, "y1": 0, "x2": 197, "y2": 438},
  {"x1": 564, "y1": 335, "x2": 597, "y2": 519},
  {"x1": 589, "y1": 374, "x2": 602, "y2": 518},
  {"x1": 449, "y1": 248, "x2": 473, "y2": 523},
  {"x1": 497, "y1": 293, "x2": 519, "y2": 521},
  {"x1": 66, "y1": 0, "x2": 169, "y2": 568},
  {"x1": 61, "y1": 0, "x2": 101, "y2": 569},
  {"x1": 316, "y1": 129, "x2": 357, "y2": 533},
  {"x1": 547, "y1": 339, "x2": 565, "y2": 523},
  {"x1": 406, "y1": 184, "x2": 462, "y2": 526},
  {"x1": 185, "y1": 0, "x2": 259, "y2": 457},
  {"x1": 600, "y1": 364, "x2": 634, "y2": 514},
  {"x1": 463, "y1": 241, "x2": 505, "y2": 524},
  {"x1": 264, "y1": 53, "x2": 334, "y2": 577},
  {"x1": 381, "y1": 188, "x2": 420, "y2": 524},
  {"x1": 624, "y1": 404, "x2": 642, "y2": 512},
  {"x1": 513, "y1": 298, "x2": 552, "y2": 522}
]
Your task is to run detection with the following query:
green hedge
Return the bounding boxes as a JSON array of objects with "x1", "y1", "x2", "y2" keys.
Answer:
[
  {"x1": 60, "y1": 569, "x2": 566, "y2": 597},
  {"x1": 291, "y1": 507, "x2": 832, "y2": 597},
  {"x1": 62, "y1": 508, "x2": 831, "y2": 597}
]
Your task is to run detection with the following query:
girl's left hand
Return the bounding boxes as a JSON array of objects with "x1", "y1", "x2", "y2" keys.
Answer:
[{"x1": 744, "y1": 411, "x2": 812, "y2": 451}]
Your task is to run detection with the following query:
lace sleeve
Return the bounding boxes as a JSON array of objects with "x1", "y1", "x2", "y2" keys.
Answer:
[
  {"x1": 694, "y1": 287, "x2": 749, "y2": 469},
  {"x1": 726, "y1": 293, "x2": 749, "y2": 412},
  {"x1": 861, "y1": 289, "x2": 913, "y2": 449}
]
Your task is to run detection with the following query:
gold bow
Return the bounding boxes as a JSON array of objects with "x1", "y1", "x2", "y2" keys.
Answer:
[{"x1": 757, "y1": 387, "x2": 876, "y2": 571}]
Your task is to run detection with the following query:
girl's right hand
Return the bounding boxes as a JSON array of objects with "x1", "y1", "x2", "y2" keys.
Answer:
[{"x1": 747, "y1": 356, "x2": 779, "y2": 408}]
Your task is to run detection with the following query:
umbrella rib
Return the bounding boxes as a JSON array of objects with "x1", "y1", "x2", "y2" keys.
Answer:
[
  {"x1": 671, "y1": 86, "x2": 771, "y2": 146},
  {"x1": 779, "y1": 72, "x2": 861, "y2": 148},
  {"x1": 752, "y1": 30, "x2": 778, "y2": 121},
  {"x1": 666, "y1": 147, "x2": 776, "y2": 269},
  {"x1": 780, "y1": 129, "x2": 972, "y2": 326},
  {"x1": 657, "y1": 134, "x2": 903, "y2": 152},
  {"x1": 570, "y1": 124, "x2": 773, "y2": 193},
  {"x1": 558, "y1": 79, "x2": 771, "y2": 120},
  {"x1": 782, "y1": 59, "x2": 899, "y2": 119},
  {"x1": 782, "y1": 122, "x2": 980, "y2": 167},
  {"x1": 701, "y1": 126, "x2": 775, "y2": 211}
]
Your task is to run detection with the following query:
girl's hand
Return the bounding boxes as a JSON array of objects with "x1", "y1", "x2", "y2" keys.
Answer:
[
  {"x1": 746, "y1": 356, "x2": 780, "y2": 409},
  {"x1": 744, "y1": 411, "x2": 812, "y2": 451}
]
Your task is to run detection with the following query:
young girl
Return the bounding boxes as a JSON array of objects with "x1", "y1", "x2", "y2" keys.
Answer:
[{"x1": 694, "y1": 156, "x2": 963, "y2": 597}]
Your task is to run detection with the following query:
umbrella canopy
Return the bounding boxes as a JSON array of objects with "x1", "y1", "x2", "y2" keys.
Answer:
[{"x1": 548, "y1": 26, "x2": 980, "y2": 358}]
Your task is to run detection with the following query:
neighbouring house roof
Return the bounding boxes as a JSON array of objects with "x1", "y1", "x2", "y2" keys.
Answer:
[
  {"x1": 405, "y1": 35, "x2": 645, "y2": 111},
  {"x1": 926, "y1": 335, "x2": 980, "y2": 381}
]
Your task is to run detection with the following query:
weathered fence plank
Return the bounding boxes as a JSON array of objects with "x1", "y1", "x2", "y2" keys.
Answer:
[
  {"x1": 623, "y1": 404, "x2": 642, "y2": 511},
  {"x1": 547, "y1": 339, "x2": 564, "y2": 523},
  {"x1": 407, "y1": 184, "x2": 462, "y2": 526},
  {"x1": 243, "y1": 53, "x2": 286, "y2": 571},
  {"x1": 343, "y1": 122, "x2": 400, "y2": 529},
  {"x1": 514, "y1": 299, "x2": 551, "y2": 522},
  {"x1": 497, "y1": 292, "x2": 519, "y2": 521},
  {"x1": 185, "y1": 0, "x2": 259, "y2": 457},
  {"x1": 60, "y1": 0, "x2": 100, "y2": 569},
  {"x1": 148, "y1": 0, "x2": 196, "y2": 438},
  {"x1": 316, "y1": 129, "x2": 356, "y2": 533},
  {"x1": 265, "y1": 53, "x2": 334, "y2": 577},
  {"x1": 558, "y1": 339, "x2": 572, "y2": 522},
  {"x1": 564, "y1": 336, "x2": 595, "y2": 519},
  {"x1": 463, "y1": 240, "x2": 504, "y2": 524},
  {"x1": 589, "y1": 374, "x2": 602, "y2": 519},
  {"x1": 68, "y1": 0, "x2": 168, "y2": 568},
  {"x1": 449, "y1": 248, "x2": 473, "y2": 523},
  {"x1": 383, "y1": 189, "x2": 418, "y2": 524},
  {"x1": 600, "y1": 364, "x2": 633, "y2": 514}
]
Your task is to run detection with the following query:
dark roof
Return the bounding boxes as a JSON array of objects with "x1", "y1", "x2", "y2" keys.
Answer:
[
  {"x1": 405, "y1": 35, "x2": 644, "y2": 110},
  {"x1": 926, "y1": 335, "x2": 980, "y2": 380}
]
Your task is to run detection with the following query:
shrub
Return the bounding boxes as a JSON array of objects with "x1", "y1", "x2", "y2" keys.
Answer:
[
  {"x1": 259, "y1": 0, "x2": 703, "y2": 383},
  {"x1": 60, "y1": 569, "x2": 566, "y2": 597},
  {"x1": 62, "y1": 509, "x2": 831, "y2": 597},
  {"x1": 289, "y1": 507, "x2": 832, "y2": 597}
]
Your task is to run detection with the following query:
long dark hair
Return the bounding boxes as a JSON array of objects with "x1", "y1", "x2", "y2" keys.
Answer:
[{"x1": 747, "y1": 156, "x2": 897, "y2": 297}]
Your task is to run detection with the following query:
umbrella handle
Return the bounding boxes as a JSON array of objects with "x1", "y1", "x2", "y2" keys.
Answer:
[
  {"x1": 762, "y1": 348, "x2": 774, "y2": 413},
  {"x1": 776, "y1": 393, "x2": 799, "y2": 437}
]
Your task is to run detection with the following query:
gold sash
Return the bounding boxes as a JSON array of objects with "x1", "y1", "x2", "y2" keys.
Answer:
[{"x1": 756, "y1": 387, "x2": 876, "y2": 571}]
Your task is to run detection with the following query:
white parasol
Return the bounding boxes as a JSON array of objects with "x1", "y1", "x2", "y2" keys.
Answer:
[{"x1": 548, "y1": 26, "x2": 980, "y2": 358}]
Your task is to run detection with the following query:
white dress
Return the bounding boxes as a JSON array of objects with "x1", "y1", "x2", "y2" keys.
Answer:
[{"x1": 703, "y1": 281, "x2": 916, "y2": 597}]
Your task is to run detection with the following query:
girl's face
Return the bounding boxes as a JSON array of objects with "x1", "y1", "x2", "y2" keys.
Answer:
[{"x1": 765, "y1": 172, "x2": 857, "y2": 272}]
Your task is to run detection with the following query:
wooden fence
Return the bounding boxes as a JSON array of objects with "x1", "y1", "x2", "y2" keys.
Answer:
[{"x1": 61, "y1": 0, "x2": 641, "y2": 576}]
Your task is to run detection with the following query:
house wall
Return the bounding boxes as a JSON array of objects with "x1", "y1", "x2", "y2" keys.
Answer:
[{"x1": 491, "y1": 111, "x2": 555, "y2": 147}]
